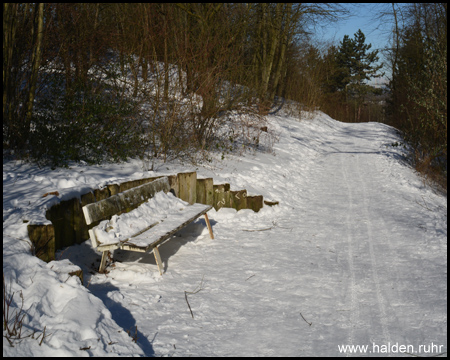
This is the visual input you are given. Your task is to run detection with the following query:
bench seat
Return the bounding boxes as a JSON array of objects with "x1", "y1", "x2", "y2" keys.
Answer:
[{"x1": 92, "y1": 200, "x2": 212, "y2": 251}]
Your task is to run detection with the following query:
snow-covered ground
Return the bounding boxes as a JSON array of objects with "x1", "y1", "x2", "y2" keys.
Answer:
[{"x1": 3, "y1": 111, "x2": 447, "y2": 357}]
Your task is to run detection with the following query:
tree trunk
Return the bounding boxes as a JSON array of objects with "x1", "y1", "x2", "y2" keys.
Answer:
[
  {"x1": 269, "y1": 4, "x2": 292, "y2": 102},
  {"x1": 3, "y1": 3, "x2": 19, "y2": 133},
  {"x1": 24, "y1": 3, "x2": 44, "y2": 148},
  {"x1": 260, "y1": 3, "x2": 282, "y2": 101},
  {"x1": 162, "y1": 4, "x2": 170, "y2": 101}
]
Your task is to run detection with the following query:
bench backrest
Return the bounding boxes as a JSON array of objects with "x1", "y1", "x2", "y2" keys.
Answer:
[{"x1": 82, "y1": 176, "x2": 170, "y2": 225}]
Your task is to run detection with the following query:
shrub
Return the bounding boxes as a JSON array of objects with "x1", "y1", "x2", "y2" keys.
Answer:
[{"x1": 29, "y1": 71, "x2": 144, "y2": 167}]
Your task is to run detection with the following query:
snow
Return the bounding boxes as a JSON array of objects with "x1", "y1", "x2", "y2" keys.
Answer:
[
  {"x1": 91, "y1": 191, "x2": 194, "y2": 247},
  {"x1": 90, "y1": 191, "x2": 211, "y2": 249},
  {"x1": 3, "y1": 110, "x2": 447, "y2": 357}
]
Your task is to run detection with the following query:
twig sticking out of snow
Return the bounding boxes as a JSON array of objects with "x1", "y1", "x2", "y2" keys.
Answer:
[
  {"x1": 242, "y1": 221, "x2": 277, "y2": 232},
  {"x1": 3, "y1": 274, "x2": 51, "y2": 347},
  {"x1": 184, "y1": 276, "x2": 205, "y2": 319},
  {"x1": 126, "y1": 325, "x2": 138, "y2": 343},
  {"x1": 242, "y1": 227, "x2": 273, "y2": 232},
  {"x1": 300, "y1": 312, "x2": 312, "y2": 326}
]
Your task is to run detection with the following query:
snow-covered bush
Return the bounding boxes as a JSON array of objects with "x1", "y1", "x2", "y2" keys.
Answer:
[{"x1": 29, "y1": 70, "x2": 145, "y2": 167}]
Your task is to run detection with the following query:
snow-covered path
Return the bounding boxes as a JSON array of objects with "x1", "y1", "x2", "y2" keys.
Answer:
[
  {"x1": 3, "y1": 112, "x2": 446, "y2": 356},
  {"x1": 293, "y1": 122, "x2": 446, "y2": 355},
  {"x1": 85, "y1": 116, "x2": 447, "y2": 356}
]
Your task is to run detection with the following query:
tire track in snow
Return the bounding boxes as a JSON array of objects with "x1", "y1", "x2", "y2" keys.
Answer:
[
  {"x1": 356, "y1": 154, "x2": 391, "y2": 345},
  {"x1": 340, "y1": 154, "x2": 359, "y2": 353}
]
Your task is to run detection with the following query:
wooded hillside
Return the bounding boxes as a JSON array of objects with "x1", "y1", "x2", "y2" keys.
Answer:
[{"x1": 3, "y1": 3, "x2": 446, "y2": 185}]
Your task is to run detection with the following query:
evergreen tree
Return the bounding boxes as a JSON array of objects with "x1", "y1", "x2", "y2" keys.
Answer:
[
  {"x1": 332, "y1": 29, "x2": 383, "y2": 98},
  {"x1": 326, "y1": 29, "x2": 383, "y2": 121},
  {"x1": 350, "y1": 29, "x2": 383, "y2": 99},
  {"x1": 334, "y1": 35, "x2": 354, "y2": 92}
]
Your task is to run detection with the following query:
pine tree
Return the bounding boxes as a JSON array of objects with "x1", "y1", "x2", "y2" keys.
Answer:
[
  {"x1": 332, "y1": 29, "x2": 383, "y2": 98},
  {"x1": 334, "y1": 35, "x2": 354, "y2": 92},
  {"x1": 327, "y1": 29, "x2": 384, "y2": 121},
  {"x1": 349, "y1": 29, "x2": 383, "y2": 99}
]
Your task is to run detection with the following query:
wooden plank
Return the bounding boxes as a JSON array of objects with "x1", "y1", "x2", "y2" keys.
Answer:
[
  {"x1": 128, "y1": 221, "x2": 160, "y2": 238},
  {"x1": 83, "y1": 196, "x2": 121, "y2": 225},
  {"x1": 93, "y1": 220, "x2": 161, "y2": 250},
  {"x1": 121, "y1": 205, "x2": 213, "y2": 251},
  {"x1": 88, "y1": 229, "x2": 99, "y2": 248},
  {"x1": 82, "y1": 177, "x2": 170, "y2": 225}
]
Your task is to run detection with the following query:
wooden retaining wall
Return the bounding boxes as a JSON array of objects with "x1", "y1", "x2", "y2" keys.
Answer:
[{"x1": 28, "y1": 171, "x2": 276, "y2": 262}]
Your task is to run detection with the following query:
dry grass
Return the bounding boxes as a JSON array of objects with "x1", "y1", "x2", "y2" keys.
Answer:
[
  {"x1": 414, "y1": 154, "x2": 447, "y2": 195},
  {"x1": 3, "y1": 274, "x2": 50, "y2": 347}
]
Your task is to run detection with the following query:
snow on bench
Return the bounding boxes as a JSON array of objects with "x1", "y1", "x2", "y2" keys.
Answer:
[{"x1": 82, "y1": 177, "x2": 214, "y2": 274}]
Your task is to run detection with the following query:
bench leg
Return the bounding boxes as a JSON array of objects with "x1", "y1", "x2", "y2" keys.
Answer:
[
  {"x1": 99, "y1": 250, "x2": 109, "y2": 273},
  {"x1": 204, "y1": 213, "x2": 214, "y2": 239},
  {"x1": 153, "y1": 247, "x2": 164, "y2": 276}
]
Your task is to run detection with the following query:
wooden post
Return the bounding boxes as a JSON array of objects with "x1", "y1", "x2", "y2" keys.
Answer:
[
  {"x1": 230, "y1": 190, "x2": 247, "y2": 211},
  {"x1": 178, "y1": 172, "x2": 197, "y2": 204},
  {"x1": 167, "y1": 175, "x2": 178, "y2": 197},
  {"x1": 213, "y1": 184, "x2": 230, "y2": 211},
  {"x1": 204, "y1": 213, "x2": 214, "y2": 239},
  {"x1": 119, "y1": 179, "x2": 145, "y2": 192},
  {"x1": 246, "y1": 195, "x2": 264, "y2": 212},
  {"x1": 27, "y1": 224, "x2": 56, "y2": 262},
  {"x1": 264, "y1": 200, "x2": 279, "y2": 207},
  {"x1": 153, "y1": 247, "x2": 164, "y2": 275},
  {"x1": 93, "y1": 187, "x2": 109, "y2": 201},
  {"x1": 99, "y1": 251, "x2": 109, "y2": 273},
  {"x1": 196, "y1": 178, "x2": 214, "y2": 206},
  {"x1": 107, "y1": 184, "x2": 120, "y2": 196}
]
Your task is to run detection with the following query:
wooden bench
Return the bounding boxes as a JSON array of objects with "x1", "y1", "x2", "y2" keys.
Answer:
[{"x1": 82, "y1": 177, "x2": 214, "y2": 274}]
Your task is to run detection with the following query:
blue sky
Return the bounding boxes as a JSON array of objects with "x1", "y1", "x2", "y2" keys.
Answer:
[
  {"x1": 311, "y1": 3, "x2": 392, "y2": 84},
  {"x1": 318, "y1": 4, "x2": 390, "y2": 51}
]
